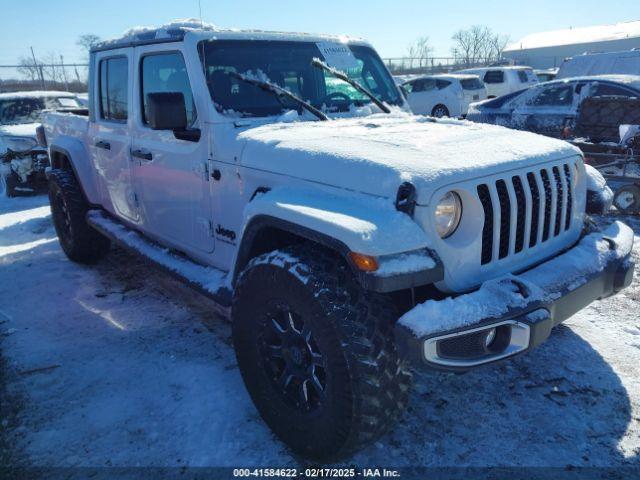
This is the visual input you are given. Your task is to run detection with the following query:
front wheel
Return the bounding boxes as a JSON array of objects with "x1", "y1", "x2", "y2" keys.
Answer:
[
  {"x1": 232, "y1": 247, "x2": 411, "y2": 461},
  {"x1": 48, "y1": 169, "x2": 111, "y2": 263},
  {"x1": 431, "y1": 104, "x2": 450, "y2": 118}
]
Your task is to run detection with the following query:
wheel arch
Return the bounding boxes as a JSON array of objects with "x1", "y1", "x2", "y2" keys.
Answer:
[{"x1": 49, "y1": 139, "x2": 100, "y2": 205}]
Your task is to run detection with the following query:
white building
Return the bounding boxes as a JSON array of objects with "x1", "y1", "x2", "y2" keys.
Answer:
[{"x1": 503, "y1": 20, "x2": 640, "y2": 69}]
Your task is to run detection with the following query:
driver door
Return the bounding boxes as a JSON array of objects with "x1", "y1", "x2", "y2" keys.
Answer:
[
  {"x1": 512, "y1": 82, "x2": 578, "y2": 137},
  {"x1": 130, "y1": 45, "x2": 214, "y2": 253}
]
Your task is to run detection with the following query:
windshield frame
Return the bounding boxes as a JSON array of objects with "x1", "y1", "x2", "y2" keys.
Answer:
[{"x1": 197, "y1": 39, "x2": 403, "y2": 119}]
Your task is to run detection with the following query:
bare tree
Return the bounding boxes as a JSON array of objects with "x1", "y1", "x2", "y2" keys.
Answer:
[
  {"x1": 77, "y1": 34, "x2": 101, "y2": 59},
  {"x1": 451, "y1": 25, "x2": 508, "y2": 66},
  {"x1": 407, "y1": 36, "x2": 433, "y2": 69},
  {"x1": 17, "y1": 56, "x2": 40, "y2": 82}
]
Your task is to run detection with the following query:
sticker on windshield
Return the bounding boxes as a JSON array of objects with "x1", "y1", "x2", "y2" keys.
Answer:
[{"x1": 316, "y1": 42, "x2": 359, "y2": 71}]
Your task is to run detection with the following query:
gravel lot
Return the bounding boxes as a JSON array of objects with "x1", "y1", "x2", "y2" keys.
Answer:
[{"x1": 1, "y1": 194, "x2": 639, "y2": 469}]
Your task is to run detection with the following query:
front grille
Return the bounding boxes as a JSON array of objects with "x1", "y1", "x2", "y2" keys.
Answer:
[{"x1": 478, "y1": 162, "x2": 576, "y2": 266}]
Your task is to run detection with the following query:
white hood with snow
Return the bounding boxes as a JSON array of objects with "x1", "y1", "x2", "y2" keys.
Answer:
[{"x1": 238, "y1": 114, "x2": 581, "y2": 203}]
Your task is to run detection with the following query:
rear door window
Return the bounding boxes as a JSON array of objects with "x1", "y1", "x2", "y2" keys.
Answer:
[
  {"x1": 517, "y1": 70, "x2": 529, "y2": 83},
  {"x1": 460, "y1": 78, "x2": 484, "y2": 90},
  {"x1": 436, "y1": 80, "x2": 452, "y2": 89},
  {"x1": 594, "y1": 83, "x2": 638, "y2": 97},
  {"x1": 99, "y1": 57, "x2": 128, "y2": 121},
  {"x1": 483, "y1": 70, "x2": 504, "y2": 84},
  {"x1": 528, "y1": 84, "x2": 574, "y2": 106},
  {"x1": 141, "y1": 52, "x2": 196, "y2": 126}
]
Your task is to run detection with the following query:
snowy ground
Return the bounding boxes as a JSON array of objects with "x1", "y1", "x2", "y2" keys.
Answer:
[{"x1": 1, "y1": 194, "x2": 640, "y2": 470}]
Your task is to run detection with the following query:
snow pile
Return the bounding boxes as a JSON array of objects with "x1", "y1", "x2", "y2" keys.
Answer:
[
  {"x1": 376, "y1": 251, "x2": 437, "y2": 277},
  {"x1": 399, "y1": 221, "x2": 634, "y2": 337},
  {"x1": 100, "y1": 18, "x2": 218, "y2": 48},
  {"x1": 244, "y1": 187, "x2": 430, "y2": 256},
  {"x1": 238, "y1": 113, "x2": 581, "y2": 200},
  {"x1": 87, "y1": 211, "x2": 229, "y2": 297},
  {"x1": 585, "y1": 164, "x2": 614, "y2": 207}
]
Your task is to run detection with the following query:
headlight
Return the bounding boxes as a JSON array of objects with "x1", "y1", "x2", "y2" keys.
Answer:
[
  {"x1": 3, "y1": 136, "x2": 37, "y2": 152},
  {"x1": 434, "y1": 191, "x2": 462, "y2": 238}
]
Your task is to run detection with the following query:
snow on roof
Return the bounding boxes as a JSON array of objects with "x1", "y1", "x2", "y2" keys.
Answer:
[
  {"x1": 505, "y1": 20, "x2": 640, "y2": 52},
  {"x1": 0, "y1": 91, "x2": 77, "y2": 100},
  {"x1": 96, "y1": 18, "x2": 366, "y2": 51},
  {"x1": 553, "y1": 74, "x2": 640, "y2": 90}
]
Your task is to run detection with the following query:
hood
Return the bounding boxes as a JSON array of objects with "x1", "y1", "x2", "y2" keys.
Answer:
[
  {"x1": 238, "y1": 113, "x2": 581, "y2": 203},
  {"x1": 0, "y1": 123, "x2": 39, "y2": 138}
]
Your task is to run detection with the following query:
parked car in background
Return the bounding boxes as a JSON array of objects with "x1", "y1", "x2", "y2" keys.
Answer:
[
  {"x1": 457, "y1": 66, "x2": 538, "y2": 98},
  {"x1": 557, "y1": 50, "x2": 640, "y2": 79},
  {"x1": 466, "y1": 75, "x2": 640, "y2": 138},
  {"x1": 0, "y1": 91, "x2": 82, "y2": 196},
  {"x1": 401, "y1": 74, "x2": 487, "y2": 117},
  {"x1": 534, "y1": 68, "x2": 558, "y2": 83}
]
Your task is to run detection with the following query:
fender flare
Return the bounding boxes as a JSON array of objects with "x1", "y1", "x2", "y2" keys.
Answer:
[
  {"x1": 234, "y1": 188, "x2": 442, "y2": 292},
  {"x1": 49, "y1": 138, "x2": 100, "y2": 205}
]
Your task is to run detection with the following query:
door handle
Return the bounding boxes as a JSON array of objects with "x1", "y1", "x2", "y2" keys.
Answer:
[
  {"x1": 95, "y1": 140, "x2": 111, "y2": 150},
  {"x1": 131, "y1": 149, "x2": 153, "y2": 161}
]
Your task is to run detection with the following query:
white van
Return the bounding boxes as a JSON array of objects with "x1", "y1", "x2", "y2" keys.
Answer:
[
  {"x1": 401, "y1": 74, "x2": 487, "y2": 117},
  {"x1": 457, "y1": 66, "x2": 538, "y2": 98}
]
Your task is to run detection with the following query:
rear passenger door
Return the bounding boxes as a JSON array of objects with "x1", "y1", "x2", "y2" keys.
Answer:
[
  {"x1": 89, "y1": 49, "x2": 138, "y2": 222},
  {"x1": 130, "y1": 45, "x2": 214, "y2": 254},
  {"x1": 406, "y1": 79, "x2": 438, "y2": 115}
]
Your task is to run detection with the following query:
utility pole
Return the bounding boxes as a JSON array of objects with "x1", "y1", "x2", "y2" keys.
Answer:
[
  {"x1": 30, "y1": 46, "x2": 45, "y2": 89},
  {"x1": 60, "y1": 54, "x2": 70, "y2": 91}
]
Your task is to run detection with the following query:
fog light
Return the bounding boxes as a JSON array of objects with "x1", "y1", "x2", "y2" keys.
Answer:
[{"x1": 484, "y1": 328, "x2": 497, "y2": 348}]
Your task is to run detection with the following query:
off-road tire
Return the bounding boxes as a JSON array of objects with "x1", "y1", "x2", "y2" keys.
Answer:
[
  {"x1": 48, "y1": 169, "x2": 111, "y2": 263},
  {"x1": 232, "y1": 246, "x2": 412, "y2": 461},
  {"x1": 431, "y1": 104, "x2": 450, "y2": 118},
  {"x1": 613, "y1": 184, "x2": 640, "y2": 215}
]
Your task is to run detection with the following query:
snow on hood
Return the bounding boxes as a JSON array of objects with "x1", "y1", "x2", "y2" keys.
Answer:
[
  {"x1": 0, "y1": 123, "x2": 39, "y2": 139},
  {"x1": 238, "y1": 113, "x2": 581, "y2": 202}
]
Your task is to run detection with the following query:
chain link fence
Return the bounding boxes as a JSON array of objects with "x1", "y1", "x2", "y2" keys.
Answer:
[{"x1": 382, "y1": 57, "x2": 509, "y2": 76}]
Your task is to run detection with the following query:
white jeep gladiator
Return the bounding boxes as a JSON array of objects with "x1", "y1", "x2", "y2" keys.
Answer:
[{"x1": 42, "y1": 21, "x2": 635, "y2": 460}]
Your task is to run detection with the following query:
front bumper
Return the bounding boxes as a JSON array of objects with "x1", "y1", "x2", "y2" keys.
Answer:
[{"x1": 395, "y1": 221, "x2": 635, "y2": 372}]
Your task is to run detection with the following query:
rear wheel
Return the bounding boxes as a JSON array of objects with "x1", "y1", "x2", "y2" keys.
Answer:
[
  {"x1": 48, "y1": 169, "x2": 111, "y2": 263},
  {"x1": 431, "y1": 104, "x2": 450, "y2": 118},
  {"x1": 232, "y1": 246, "x2": 411, "y2": 461},
  {"x1": 613, "y1": 184, "x2": 640, "y2": 214}
]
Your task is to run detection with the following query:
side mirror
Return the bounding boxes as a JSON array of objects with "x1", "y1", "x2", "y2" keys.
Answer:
[{"x1": 146, "y1": 92, "x2": 188, "y2": 131}]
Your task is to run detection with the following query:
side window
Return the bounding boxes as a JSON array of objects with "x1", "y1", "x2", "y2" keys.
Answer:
[
  {"x1": 141, "y1": 52, "x2": 196, "y2": 126},
  {"x1": 436, "y1": 80, "x2": 451, "y2": 89},
  {"x1": 517, "y1": 70, "x2": 529, "y2": 83},
  {"x1": 99, "y1": 57, "x2": 128, "y2": 121},
  {"x1": 483, "y1": 70, "x2": 504, "y2": 84},
  {"x1": 411, "y1": 80, "x2": 424, "y2": 92},
  {"x1": 528, "y1": 84, "x2": 574, "y2": 106},
  {"x1": 594, "y1": 83, "x2": 637, "y2": 97},
  {"x1": 421, "y1": 79, "x2": 437, "y2": 91}
]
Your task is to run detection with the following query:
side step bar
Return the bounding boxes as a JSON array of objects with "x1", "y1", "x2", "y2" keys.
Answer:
[{"x1": 86, "y1": 209, "x2": 232, "y2": 318}]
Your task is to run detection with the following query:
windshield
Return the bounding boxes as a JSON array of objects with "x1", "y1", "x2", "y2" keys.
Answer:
[
  {"x1": 199, "y1": 40, "x2": 402, "y2": 118},
  {"x1": 0, "y1": 96, "x2": 80, "y2": 125}
]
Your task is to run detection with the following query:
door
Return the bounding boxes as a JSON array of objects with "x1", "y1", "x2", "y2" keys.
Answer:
[
  {"x1": 406, "y1": 78, "x2": 438, "y2": 115},
  {"x1": 512, "y1": 82, "x2": 578, "y2": 137},
  {"x1": 89, "y1": 50, "x2": 138, "y2": 222},
  {"x1": 482, "y1": 70, "x2": 506, "y2": 98},
  {"x1": 130, "y1": 46, "x2": 214, "y2": 253}
]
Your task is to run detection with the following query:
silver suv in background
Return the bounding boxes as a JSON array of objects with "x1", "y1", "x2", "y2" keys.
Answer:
[{"x1": 457, "y1": 66, "x2": 538, "y2": 98}]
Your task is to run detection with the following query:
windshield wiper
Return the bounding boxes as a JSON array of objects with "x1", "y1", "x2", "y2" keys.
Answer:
[
  {"x1": 228, "y1": 71, "x2": 328, "y2": 121},
  {"x1": 311, "y1": 58, "x2": 391, "y2": 114}
]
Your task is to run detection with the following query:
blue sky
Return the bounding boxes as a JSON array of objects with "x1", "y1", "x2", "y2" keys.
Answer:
[{"x1": 0, "y1": 0, "x2": 638, "y2": 65}]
